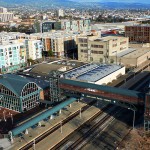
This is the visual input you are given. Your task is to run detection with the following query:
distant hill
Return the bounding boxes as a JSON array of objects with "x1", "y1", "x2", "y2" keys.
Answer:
[{"x1": 0, "y1": 0, "x2": 150, "y2": 9}]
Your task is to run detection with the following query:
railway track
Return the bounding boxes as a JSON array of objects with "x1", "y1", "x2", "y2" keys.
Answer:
[
  {"x1": 52, "y1": 106, "x2": 120, "y2": 150},
  {"x1": 19, "y1": 100, "x2": 98, "y2": 150},
  {"x1": 115, "y1": 62, "x2": 150, "y2": 87}
]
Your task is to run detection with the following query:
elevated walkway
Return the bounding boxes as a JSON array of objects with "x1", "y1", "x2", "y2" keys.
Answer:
[{"x1": 60, "y1": 79, "x2": 145, "y2": 105}]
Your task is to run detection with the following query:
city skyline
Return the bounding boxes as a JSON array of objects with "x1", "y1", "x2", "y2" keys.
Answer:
[{"x1": 71, "y1": 0, "x2": 150, "y2": 4}]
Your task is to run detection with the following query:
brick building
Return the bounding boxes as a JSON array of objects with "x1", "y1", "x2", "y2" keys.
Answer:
[{"x1": 125, "y1": 25, "x2": 150, "y2": 43}]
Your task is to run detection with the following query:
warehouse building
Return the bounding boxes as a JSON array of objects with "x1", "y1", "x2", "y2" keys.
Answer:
[
  {"x1": 110, "y1": 44, "x2": 150, "y2": 67},
  {"x1": 64, "y1": 63, "x2": 125, "y2": 85}
]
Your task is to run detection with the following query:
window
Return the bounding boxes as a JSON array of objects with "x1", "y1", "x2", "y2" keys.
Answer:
[
  {"x1": 91, "y1": 50, "x2": 103, "y2": 54},
  {"x1": 90, "y1": 57, "x2": 93, "y2": 61},
  {"x1": 80, "y1": 44, "x2": 87, "y2": 47},
  {"x1": 81, "y1": 49, "x2": 88, "y2": 53},
  {"x1": 91, "y1": 45, "x2": 103, "y2": 48}
]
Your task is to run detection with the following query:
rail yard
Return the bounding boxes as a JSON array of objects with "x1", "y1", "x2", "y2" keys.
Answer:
[{"x1": 0, "y1": 60, "x2": 150, "y2": 150}]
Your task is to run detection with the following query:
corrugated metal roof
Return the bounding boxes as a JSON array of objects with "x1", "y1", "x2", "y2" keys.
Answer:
[
  {"x1": 60, "y1": 79, "x2": 145, "y2": 99},
  {"x1": 0, "y1": 74, "x2": 33, "y2": 97}
]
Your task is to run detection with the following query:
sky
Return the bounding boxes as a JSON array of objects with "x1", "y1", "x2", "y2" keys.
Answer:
[{"x1": 71, "y1": 0, "x2": 150, "y2": 4}]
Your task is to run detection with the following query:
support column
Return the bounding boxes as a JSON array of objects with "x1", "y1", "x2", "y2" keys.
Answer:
[
  {"x1": 38, "y1": 122, "x2": 41, "y2": 127},
  {"x1": 50, "y1": 115, "x2": 53, "y2": 120},
  {"x1": 25, "y1": 129, "x2": 28, "y2": 135},
  {"x1": 144, "y1": 120, "x2": 146, "y2": 131},
  {"x1": 9, "y1": 131, "x2": 13, "y2": 143},
  {"x1": 59, "y1": 109, "x2": 62, "y2": 114},
  {"x1": 80, "y1": 108, "x2": 82, "y2": 118},
  {"x1": 133, "y1": 110, "x2": 135, "y2": 130}
]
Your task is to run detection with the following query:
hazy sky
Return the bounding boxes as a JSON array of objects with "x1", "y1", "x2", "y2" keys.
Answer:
[{"x1": 71, "y1": 0, "x2": 150, "y2": 3}]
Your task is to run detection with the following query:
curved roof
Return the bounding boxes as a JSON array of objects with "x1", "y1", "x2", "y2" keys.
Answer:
[{"x1": 0, "y1": 74, "x2": 36, "y2": 97}]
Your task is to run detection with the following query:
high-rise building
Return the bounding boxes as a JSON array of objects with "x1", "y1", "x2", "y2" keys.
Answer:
[
  {"x1": 125, "y1": 25, "x2": 150, "y2": 43},
  {"x1": 0, "y1": 7, "x2": 7, "y2": 13},
  {"x1": 0, "y1": 13, "x2": 14, "y2": 22},
  {"x1": 58, "y1": 9, "x2": 64, "y2": 17}
]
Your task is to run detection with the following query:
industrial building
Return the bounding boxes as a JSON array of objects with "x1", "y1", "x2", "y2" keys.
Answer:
[
  {"x1": 110, "y1": 44, "x2": 150, "y2": 67},
  {"x1": 64, "y1": 63, "x2": 125, "y2": 85},
  {"x1": 0, "y1": 74, "x2": 41, "y2": 112},
  {"x1": 78, "y1": 35, "x2": 129, "y2": 63},
  {"x1": 125, "y1": 25, "x2": 150, "y2": 43}
]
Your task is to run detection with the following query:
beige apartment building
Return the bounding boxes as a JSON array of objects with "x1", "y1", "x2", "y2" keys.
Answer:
[{"x1": 78, "y1": 36, "x2": 129, "y2": 63}]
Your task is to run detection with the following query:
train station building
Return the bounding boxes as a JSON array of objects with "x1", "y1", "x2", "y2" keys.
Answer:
[{"x1": 0, "y1": 74, "x2": 41, "y2": 112}]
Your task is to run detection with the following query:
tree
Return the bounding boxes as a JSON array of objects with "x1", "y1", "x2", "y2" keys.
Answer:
[
  {"x1": 110, "y1": 59, "x2": 114, "y2": 64},
  {"x1": 27, "y1": 58, "x2": 34, "y2": 66},
  {"x1": 48, "y1": 50, "x2": 53, "y2": 57}
]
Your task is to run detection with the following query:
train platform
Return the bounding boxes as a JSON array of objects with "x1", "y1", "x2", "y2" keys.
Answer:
[
  {"x1": 30, "y1": 105, "x2": 100, "y2": 150},
  {"x1": 120, "y1": 71, "x2": 150, "y2": 89},
  {"x1": 11, "y1": 100, "x2": 98, "y2": 150}
]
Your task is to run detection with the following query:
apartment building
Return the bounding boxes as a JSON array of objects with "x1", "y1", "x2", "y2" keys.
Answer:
[
  {"x1": 125, "y1": 25, "x2": 150, "y2": 43},
  {"x1": 58, "y1": 9, "x2": 64, "y2": 17},
  {"x1": 25, "y1": 39, "x2": 43, "y2": 60},
  {"x1": 0, "y1": 32, "x2": 26, "y2": 43},
  {"x1": 29, "y1": 31, "x2": 82, "y2": 58},
  {"x1": 0, "y1": 7, "x2": 14, "y2": 22},
  {"x1": 35, "y1": 19, "x2": 91, "y2": 33},
  {"x1": 78, "y1": 36, "x2": 129, "y2": 63},
  {"x1": 0, "y1": 40, "x2": 26, "y2": 73},
  {"x1": 0, "y1": 7, "x2": 7, "y2": 13}
]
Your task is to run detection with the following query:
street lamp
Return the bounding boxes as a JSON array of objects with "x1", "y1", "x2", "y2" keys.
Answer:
[
  {"x1": 80, "y1": 108, "x2": 82, "y2": 118},
  {"x1": 10, "y1": 114, "x2": 13, "y2": 125},
  {"x1": 60, "y1": 121, "x2": 62, "y2": 133},
  {"x1": 128, "y1": 108, "x2": 136, "y2": 129},
  {"x1": 33, "y1": 139, "x2": 36, "y2": 150},
  {"x1": 3, "y1": 110, "x2": 6, "y2": 122}
]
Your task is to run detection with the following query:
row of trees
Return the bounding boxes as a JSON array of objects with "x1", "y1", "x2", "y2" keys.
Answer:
[
  {"x1": 95, "y1": 15, "x2": 128, "y2": 23},
  {"x1": 0, "y1": 25, "x2": 33, "y2": 33}
]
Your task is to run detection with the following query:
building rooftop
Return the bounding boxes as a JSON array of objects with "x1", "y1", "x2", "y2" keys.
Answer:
[
  {"x1": 30, "y1": 63, "x2": 68, "y2": 75},
  {"x1": 64, "y1": 63, "x2": 122, "y2": 82},
  {"x1": 123, "y1": 49, "x2": 150, "y2": 59},
  {"x1": 0, "y1": 74, "x2": 34, "y2": 97},
  {"x1": 111, "y1": 48, "x2": 136, "y2": 57}
]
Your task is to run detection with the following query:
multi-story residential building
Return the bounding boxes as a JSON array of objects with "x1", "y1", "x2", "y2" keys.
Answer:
[
  {"x1": 40, "y1": 21, "x2": 61, "y2": 33},
  {"x1": 125, "y1": 25, "x2": 150, "y2": 43},
  {"x1": 0, "y1": 40, "x2": 26, "y2": 73},
  {"x1": 58, "y1": 9, "x2": 64, "y2": 17},
  {"x1": 29, "y1": 31, "x2": 82, "y2": 58},
  {"x1": 0, "y1": 12, "x2": 14, "y2": 22},
  {"x1": 0, "y1": 32, "x2": 26, "y2": 43},
  {"x1": 25, "y1": 39, "x2": 43, "y2": 60},
  {"x1": 78, "y1": 35, "x2": 129, "y2": 63},
  {"x1": 35, "y1": 19, "x2": 91, "y2": 33},
  {"x1": 0, "y1": 7, "x2": 7, "y2": 13}
]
